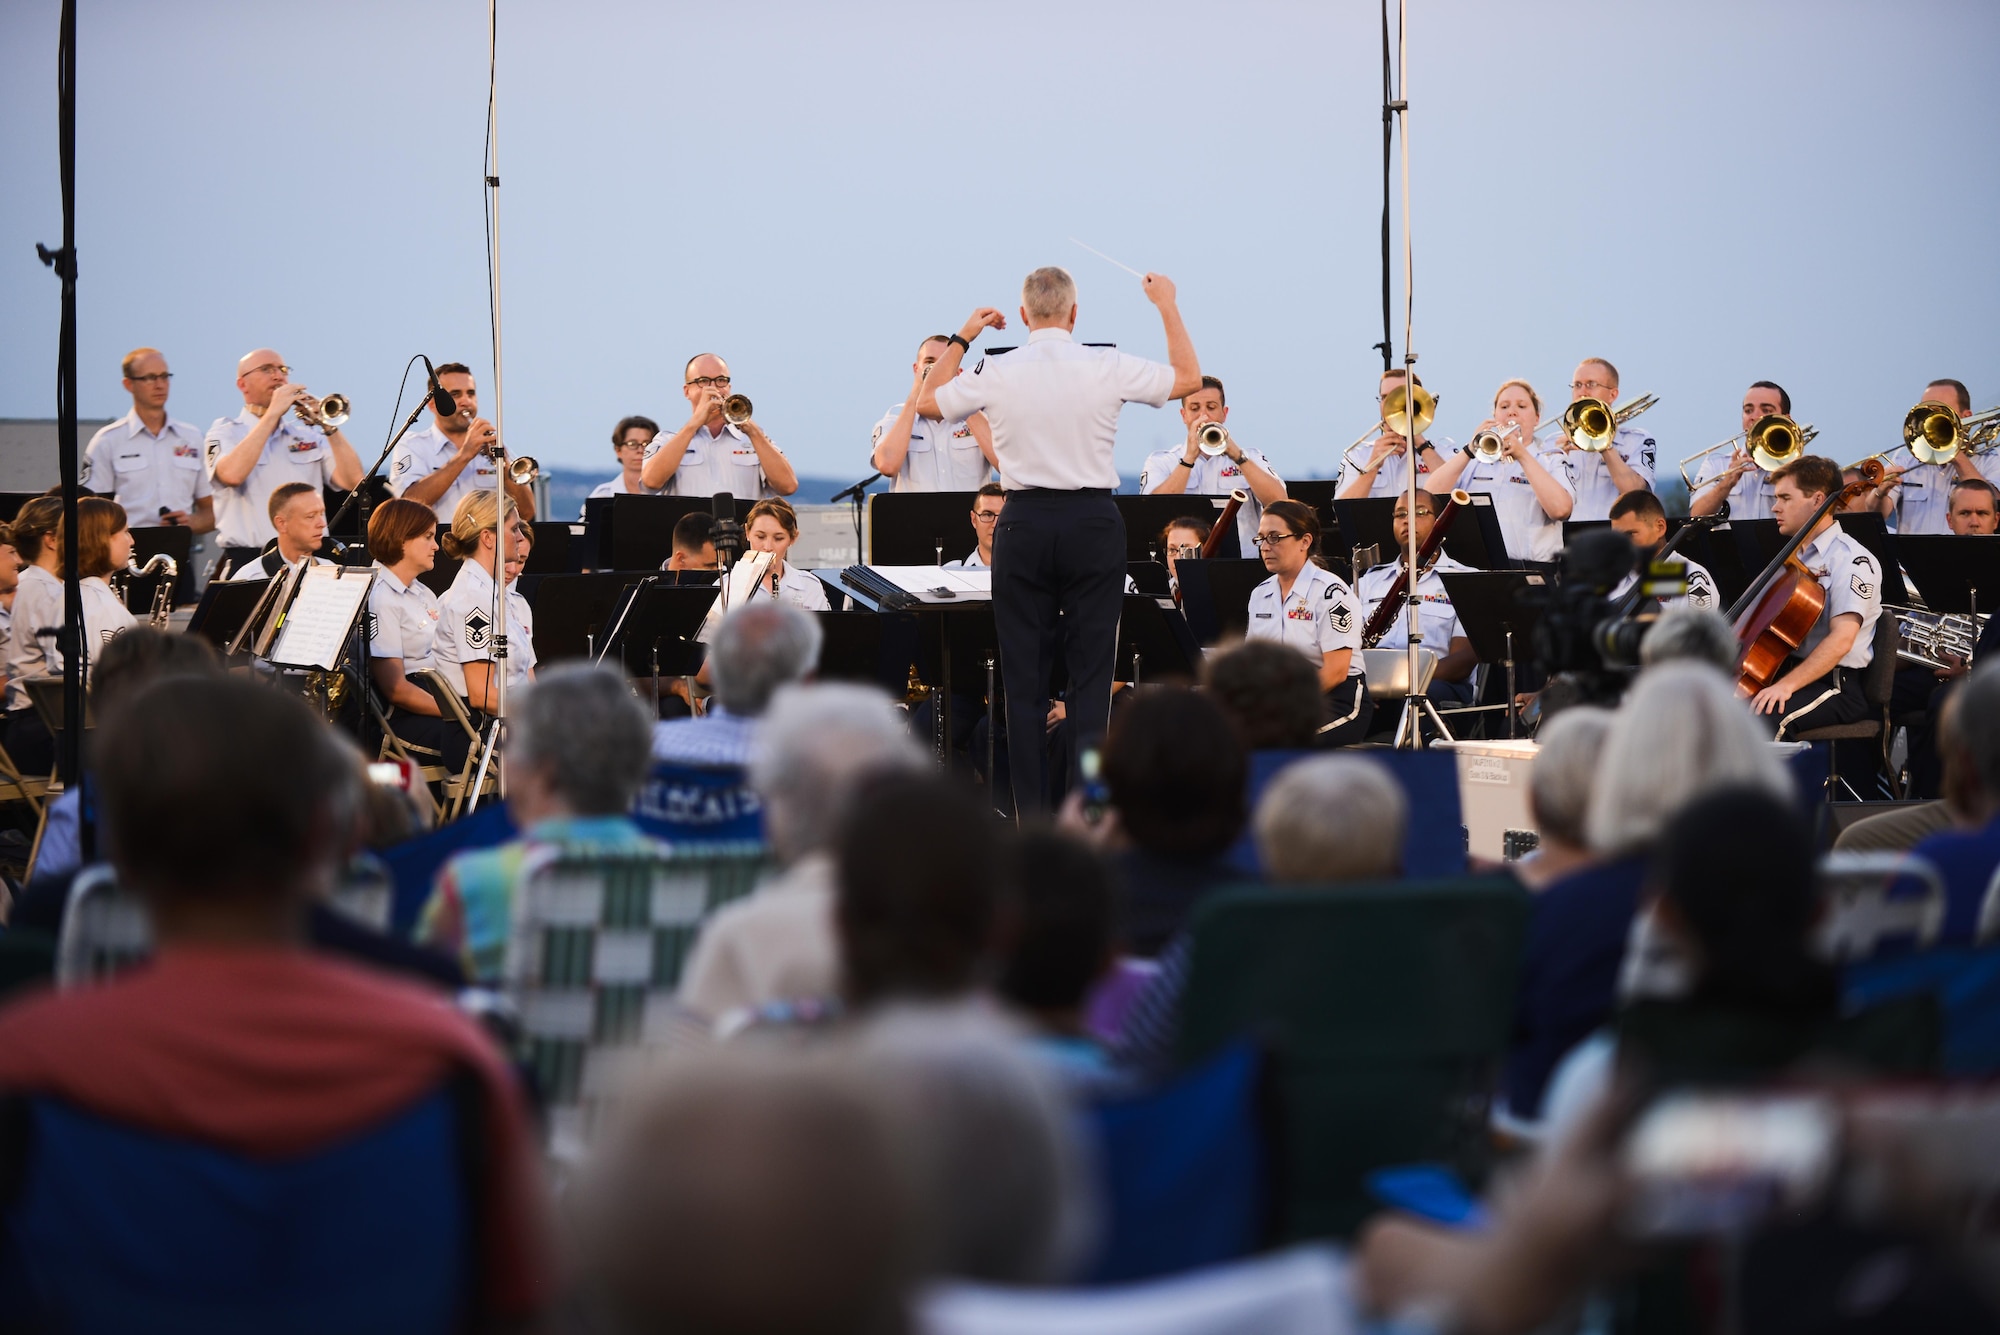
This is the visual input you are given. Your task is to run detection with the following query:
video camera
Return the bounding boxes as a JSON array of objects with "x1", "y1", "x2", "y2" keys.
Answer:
[{"x1": 1528, "y1": 529, "x2": 1692, "y2": 707}]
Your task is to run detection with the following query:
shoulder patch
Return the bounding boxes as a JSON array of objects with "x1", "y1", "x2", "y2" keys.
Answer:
[
  {"x1": 362, "y1": 610, "x2": 380, "y2": 641},
  {"x1": 392, "y1": 455, "x2": 412, "y2": 475},
  {"x1": 463, "y1": 606, "x2": 492, "y2": 651},
  {"x1": 206, "y1": 439, "x2": 221, "y2": 464},
  {"x1": 1328, "y1": 600, "x2": 1354, "y2": 634},
  {"x1": 78, "y1": 456, "x2": 92, "y2": 486},
  {"x1": 1850, "y1": 573, "x2": 1875, "y2": 600}
]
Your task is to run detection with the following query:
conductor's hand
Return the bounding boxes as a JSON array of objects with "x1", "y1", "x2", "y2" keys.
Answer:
[
  {"x1": 1142, "y1": 272, "x2": 1177, "y2": 307},
  {"x1": 958, "y1": 308, "x2": 1007, "y2": 343}
]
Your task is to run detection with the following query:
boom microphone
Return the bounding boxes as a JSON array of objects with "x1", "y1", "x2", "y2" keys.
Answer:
[{"x1": 421, "y1": 355, "x2": 458, "y2": 418}]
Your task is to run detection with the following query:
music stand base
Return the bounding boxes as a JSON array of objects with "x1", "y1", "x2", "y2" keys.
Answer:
[{"x1": 1389, "y1": 692, "x2": 1454, "y2": 750}]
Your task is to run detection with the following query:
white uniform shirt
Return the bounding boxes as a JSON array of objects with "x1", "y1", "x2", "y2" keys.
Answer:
[
  {"x1": 945, "y1": 549, "x2": 989, "y2": 570},
  {"x1": 4, "y1": 566, "x2": 62, "y2": 711},
  {"x1": 1555, "y1": 423, "x2": 1656, "y2": 522},
  {"x1": 1336, "y1": 437, "x2": 1456, "y2": 500},
  {"x1": 1356, "y1": 553, "x2": 1472, "y2": 653},
  {"x1": 580, "y1": 472, "x2": 660, "y2": 520},
  {"x1": 932, "y1": 329, "x2": 1174, "y2": 491},
  {"x1": 1881, "y1": 447, "x2": 1957, "y2": 535},
  {"x1": 388, "y1": 423, "x2": 502, "y2": 526},
  {"x1": 1451, "y1": 451, "x2": 1578, "y2": 563},
  {"x1": 1137, "y1": 446, "x2": 1281, "y2": 554},
  {"x1": 432, "y1": 558, "x2": 536, "y2": 700},
  {"x1": 367, "y1": 563, "x2": 442, "y2": 673},
  {"x1": 83, "y1": 411, "x2": 212, "y2": 525},
  {"x1": 11, "y1": 576, "x2": 135, "y2": 694},
  {"x1": 1610, "y1": 554, "x2": 1719, "y2": 612},
  {"x1": 646, "y1": 423, "x2": 785, "y2": 500},
  {"x1": 1244, "y1": 563, "x2": 1364, "y2": 678},
  {"x1": 1794, "y1": 524, "x2": 1883, "y2": 669},
  {"x1": 871, "y1": 406, "x2": 994, "y2": 493},
  {"x1": 229, "y1": 552, "x2": 335, "y2": 582},
  {"x1": 765, "y1": 562, "x2": 830, "y2": 612},
  {"x1": 204, "y1": 407, "x2": 337, "y2": 549},
  {"x1": 1693, "y1": 453, "x2": 1778, "y2": 523}
]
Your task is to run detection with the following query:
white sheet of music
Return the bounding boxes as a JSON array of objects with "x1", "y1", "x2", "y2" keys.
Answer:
[
  {"x1": 268, "y1": 566, "x2": 373, "y2": 669},
  {"x1": 871, "y1": 566, "x2": 992, "y2": 602}
]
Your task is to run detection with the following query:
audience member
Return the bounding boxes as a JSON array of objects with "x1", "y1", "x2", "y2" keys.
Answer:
[
  {"x1": 996, "y1": 831, "x2": 1120, "y2": 1091},
  {"x1": 419, "y1": 662, "x2": 660, "y2": 982},
  {"x1": 679, "y1": 684, "x2": 925, "y2": 1025},
  {"x1": 0, "y1": 676, "x2": 548, "y2": 1326},
  {"x1": 1201, "y1": 639, "x2": 1326, "y2": 752},
  {"x1": 1638, "y1": 605, "x2": 1737, "y2": 671},
  {"x1": 1504, "y1": 662, "x2": 1792, "y2": 1128},
  {"x1": 652, "y1": 602, "x2": 821, "y2": 768},
  {"x1": 1513, "y1": 706, "x2": 1614, "y2": 891},
  {"x1": 1904, "y1": 664, "x2": 2000, "y2": 943}
]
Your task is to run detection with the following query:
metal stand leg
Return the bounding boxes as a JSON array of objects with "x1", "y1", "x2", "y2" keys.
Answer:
[
  {"x1": 936, "y1": 616, "x2": 952, "y2": 768},
  {"x1": 1504, "y1": 628, "x2": 1518, "y2": 741},
  {"x1": 985, "y1": 655, "x2": 997, "y2": 806}
]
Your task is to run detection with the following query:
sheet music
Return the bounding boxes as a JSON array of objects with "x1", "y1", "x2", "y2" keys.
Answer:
[
  {"x1": 268, "y1": 566, "x2": 373, "y2": 669},
  {"x1": 869, "y1": 565, "x2": 992, "y2": 602},
  {"x1": 698, "y1": 550, "x2": 777, "y2": 641}
]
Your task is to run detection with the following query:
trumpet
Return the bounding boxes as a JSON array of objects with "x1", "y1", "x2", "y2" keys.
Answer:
[
  {"x1": 1196, "y1": 422, "x2": 1232, "y2": 457},
  {"x1": 291, "y1": 390, "x2": 349, "y2": 432},
  {"x1": 507, "y1": 455, "x2": 539, "y2": 486},
  {"x1": 1468, "y1": 420, "x2": 1522, "y2": 464},
  {"x1": 723, "y1": 393, "x2": 753, "y2": 426},
  {"x1": 1535, "y1": 391, "x2": 1658, "y2": 449},
  {"x1": 1902, "y1": 400, "x2": 2000, "y2": 466},
  {"x1": 1677, "y1": 414, "x2": 1820, "y2": 491}
]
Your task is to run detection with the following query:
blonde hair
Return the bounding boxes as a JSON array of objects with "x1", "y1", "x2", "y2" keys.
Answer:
[
  {"x1": 1493, "y1": 379, "x2": 1542, "y2": 416},
  {"x1": 745, "y1": 497, "x2": 800, "y2": 539},
  {"x1": 441, "y1": 489, "x2": 521, "y2": 561},
  {"x1": 121, "y1": 347, "x2": 163, "y2": 380}
]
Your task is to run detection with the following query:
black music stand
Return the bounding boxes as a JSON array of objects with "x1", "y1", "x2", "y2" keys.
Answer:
[
  {"x1": 821, "y1": 609, "x2": 922, "y2": 697},
  {"x1": 582, "y1": 495, "x2": 616, "y2": 569},
  {"x1": 1112, "y1": 595, "x2": 1202, "y2": 685},
  {"x1": 1897, "y1": 536, "x2": 2000, "y2": 629},
  {"x1": 1127, "y1": 561, "x2": 1172, "y2": 598},
  {"x1": 129, "y1": 524, "x2": 191, "y2": 568},
  {"x1": 612, "y1": 495, "x2": 754, "y2": 572},
  {"x1": 1439, "y1": 569, "x2": 1551, "y2": 740},
  {"x1": 185, "y1": 578, "x2": 271, "y2": 655},
  {"x1": 523, "y1": 521, "x2": 572, "y2": 575},
  {"x1": 0, "y1": 493, "x2": 37, "y2": 523},
  {"x1": 1831, "y1": 512, "x2": 1909, "y2": 608},
  {"x1": 528, "y1": 572, "x2": 646, "y2": 664},
  {"x1": 1339, "y1": 494, "x2": 1508, "y2": 574},
  {"x1": 1114, "y1": 494, "x2": 1243, "y2": 561},
  {"x1": 867, "y1": 491, "x2": 981, "y2": 567},
  {"x1": 1173, "y1": 557, "x2": 1266, "y2": 645},
  {"x1": 1563, "y1": 517, "x2": 1730, "y2": 600},
  {"x1": 600, "y1": 583, "x2": 718, "y2": 707},
  {"x1": 1286, "y1": 479, "x2": 1341, "y2": 537},
  {"x1": 1725, "y1": 518, "x2": 1785, "y2": 587}
]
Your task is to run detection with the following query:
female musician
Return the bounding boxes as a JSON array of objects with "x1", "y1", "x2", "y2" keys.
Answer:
[
  {"x1": 1356, "y1": 488, "x2": 1478, "y2": 705},
  {"x1": 742, "y1": 498, "x2": 830, "y2": 612},
  {"x1": 365, "y1": 498, "x2": 467, "y2": 764},
  {"x1": 1160, "y1": 517, "x2": 1210, "y2": 591},
  {"x1": 1244, "y1": 499, "x2": 1371, "y2": 746},
  {"x1": 1424, "y1": 379, "x2": 1576, "y2": 563},
  {"x1": 58, "y1": 498, "x2": 139, "y2": 684},
  {"x1": 433, "y1": 490, "x2": 537, "y2": 715}
]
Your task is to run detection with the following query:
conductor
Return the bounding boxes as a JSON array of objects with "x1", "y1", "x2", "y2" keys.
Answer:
[{"x1": 923, "y1": 265, "x2": 1201, "y2": 811}]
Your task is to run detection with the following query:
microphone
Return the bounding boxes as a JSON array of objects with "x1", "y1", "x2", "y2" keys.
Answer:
[{"x1": 421, "y1": 355, "x2": 457, "y2": 418}]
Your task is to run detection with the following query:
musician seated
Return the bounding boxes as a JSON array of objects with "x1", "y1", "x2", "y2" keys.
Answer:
[
  {"x1": 665, "y1": 511, "x2": 722, "y2": 575},
  {"x1": 1746, "y1": 455, "x2": 1883, "y2": 740},
  {"x1": 1839, "y1": 467, "x2": 1879, "y2": 514},
  {"x1": 1948, "y1": 477, "x2": 1998, "y2": 535},
  {"x1": 1606, "y1": 489, "x2": 1718, "y2": 611},
  {"x1": 1425, "y1": 379, "x2": 1575, "y2": 564},
  {"x1": 945, "y1": 484, "x2": 1006, "y2": 570},
  {"x1": 582, "y1": 414, "x2": 664, "y2": 518},
  {"x1": 1, "y1": 499, "x2": 63, "y2": 775},
  {"x1": 1138, "y1": 375, "x2": 1285, "y2": 553},
  {"x1": 433, "y1": 491, "x2": 536, "y2": 716},
  {"x1": 1245, "y1": 500, "x2": 1371, "y2": 746},
  {"x1": 739, "y1": 499, "x2": 830, "y2": 611},
  {"x1": 58, "y1": 498, "x2": 140, "y2": 683},
  {"x1": 1356, "y1": 488, "x2": 1477, "y2": 711},
  {"x1": 1337, "y1": 368, "x2": 1452, "y2": 500},
  {"x1": 1688, "y1": 380, "x2": 1791, "y2": 521},
  {"x1": 228, "y1": 482, "x2": 336, "y2": 581},
  {"x1": 870, "y1": 335, "x2": 995, "y2": 492},
  {"x1": 388, "y1": 361, "x2": 535, "y2": 522},
  {"x1": 638, "y1": 353, "x2": 798, "y2": 498},
  {"x1": 1154, "y1": 514, "x2": 1208, "y2": 591},
  {"x1": 0, "y1": 521, "x2": 20, "y2": 699},
  {"x1": 363, "y1": 497, "x2": 466, "y2": 771}
]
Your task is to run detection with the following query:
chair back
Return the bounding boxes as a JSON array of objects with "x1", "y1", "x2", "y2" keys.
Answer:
[
  {"x1": 503, "y1": 842, "x2": 768, "y2": 1155},
  {"x1": 0, "y1": 1086, "x2": 473, "y2": 1335},
  {"x1": 1845, "y1": 943, "x2": 2000, "y2": 1076},
  {"x1": 55, "y1": 865, "x2": 151, "y2": 988},
  {"x1": 1862, "y1": 610, "x2": 1900, "y2": 710},
  {"x1": 1175, "y1": 877, "x2": 1528, "y2": 1241},
  {"x1": 1815, "y1": 850, "x2": 1947, "y2": 962},
  {"x1": 330, "y1": 854, "x2": 396, "y2": 933},
  {"x1": 630, "y1": 760, "x2": 765, "y2": 845},
  {"x1": 25, "y1": 677, "x2": 92, "y2": 735}
]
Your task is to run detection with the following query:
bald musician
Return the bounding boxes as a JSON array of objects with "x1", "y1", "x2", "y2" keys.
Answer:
[
  {"x1": 640, "y1": 354, "x2": 798, "y2": 499},
  {"x1": 206, "y1": 349, "x2": 363, "y2": 575}
]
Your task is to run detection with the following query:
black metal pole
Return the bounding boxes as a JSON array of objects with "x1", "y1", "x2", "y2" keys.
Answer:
[{"x1": 1376, "y1": 0, "x2": 1394, "y2": 373}]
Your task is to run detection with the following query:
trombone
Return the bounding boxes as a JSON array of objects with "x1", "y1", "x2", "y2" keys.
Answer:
[
  {"x1": 1902, "y1": 400, "x2": 2000, "y2": 466},
  {"x1": 1535, "y1": 392, "x2": 1658, "y2": 450},
  {"x1": 1339, "y1": 383, "x2": 1439, "y2": 472},
  {"x1": 1677, "y1": 414, "x2": 1819, "y2": 492}
]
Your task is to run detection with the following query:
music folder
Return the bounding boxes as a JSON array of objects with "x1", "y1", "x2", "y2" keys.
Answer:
[{"x1": 266, "y1": 565, "x2": 375, "y2": 671}]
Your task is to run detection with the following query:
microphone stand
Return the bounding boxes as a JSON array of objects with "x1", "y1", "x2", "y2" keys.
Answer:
[
  {"x1": 831, "y1": 472, "x2": 883, "y2": 562},
  {"x1": 325, "y1": 394, "x2": 438, "y2": 551}
]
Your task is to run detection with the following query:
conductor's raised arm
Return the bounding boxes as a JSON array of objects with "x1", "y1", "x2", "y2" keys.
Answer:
[
  {"x1": 1142, "y1": 273, "x2": 1202, "y2": 401},
  {"x1": 914, "y1": 308, "x2": 1006, "y2": 419}
]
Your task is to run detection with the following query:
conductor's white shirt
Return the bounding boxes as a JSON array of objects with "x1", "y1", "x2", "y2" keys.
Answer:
[
  {"x1": 932, "y1": 329, "x2": 1174, "y2": 491},
  {"x1": 204, "y1": 407, "x2": 338, "y2": 550},
  {"x1": 646, "y1": 424, "x2": 785, "y2": 500},
  {"x1": 367, "y1": 563, "x2": 442, "y2": 673},
  {"x1": 83, "y1": 411, "x2": 212, "y2": 525},
  {"x1": 871, "y1": 406, "x2": 993, "y2": 493},
  {"x1": 432, "y1": 557, "x2": 536, "y2": 701},
  {"x1": 388, "y1": 424, "x2": 501, "y2": 526},
  {"x1": 1244, "y1": 563, "x2": 1364, "y2": 678}
]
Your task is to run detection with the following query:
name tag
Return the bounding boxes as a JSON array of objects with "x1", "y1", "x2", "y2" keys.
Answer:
[{"x1": 1253, "y1": 612, "x2": 1273, "y2": 619}]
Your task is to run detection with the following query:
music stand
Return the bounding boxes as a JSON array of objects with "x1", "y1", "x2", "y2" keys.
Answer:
[
  {"x1": 1127, "y1": 561, "x2": 1171, "y2": 598},
  {"x1": 1112, "y1": 595, "x2": 1203, "y2": 685},
  {"x1": 186, "y1": 578, "x2": 272, "y2": 654},
  {"x1": 523, "y1": 521, "x2": 571, "y2": 575},
  {"x1": 602, "y1": 582, "x2": 719, "y2": 708},
  {"x1": 528, "y1": 572, "x2": 646, "y2": 664},
  {"x1": 1113, "y1": 494, "x2": 1243, "y2": 561},
  {"x1": 1896, "y1": 536, "x2": 2000, "y2": 637},
  {"x1": 1286, "y1": 479, "x2": 1341, "y2": 538},
  {"x1": 1832, "y1": 512, "x2": 1909, "y2": 608},
  {"x1": 1174, "y1": 557, "x2": 1266, "y2": 645},
  {"x1": 0, "y1": 493, "x2": 37, "y2": 524},
  {"x1": 129, "y1": 524, "x2": 191, "y2": 569},
  {"x1": 867, "y1": 491, "x2": 980, "y2": 567},
  {"x1": 612, "y1": 495, "x2": 753, "y2": 572},
  {"x1": 582, "y1": 496, "x2": 616, "y2": 569},
  {"x1": 1725, "y1": 518, "x2": 1785, "y2": 585},
  {"x1": 819, "y1": 610, "x2": 922, "y2": 697},
  {"x1": 1439, "y1": 569, "x2": 1551, "y2": 740}
]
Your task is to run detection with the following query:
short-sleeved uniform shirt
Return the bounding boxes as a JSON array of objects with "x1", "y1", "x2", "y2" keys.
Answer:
[
  {"x1": 646, "y1": 424, "x2": 785, "y2": 500},
  {"x1": 1451, "y1": 450, "x2": 1578, "y2": 563},
  {"x1": 83, "y1": 411, "x2": 212, "y2": 525},
  {"x1": 871, "y1": 404, "x2": 993, "y2": 493},
  {"x1": 433, "y1": 558, "x2": 537, "y2": 700},
  {"x1": 932, "y1": 329, "x2": 1174, "y2": 491},
  {"x1": 580, "y1": 473, "x2": 660, "y2": 520},
  {"x1": 229, "y1": 553, "x2": 334, "y2": 582},
  {"x1": 388, "y1": 424, "x2": 502, "y2": 526},
  {"x1": 205, "y1": 407, "x2": 338, "y2": 550},
  {"x1": 1794, "y1": 524, "x2": 1883, "y2": 669},
  {"x1": 1694, "y1": 452, "x2": 1779, "y2": 523},
  {"x1": 367, "y1": 563, "x2": 442, "y2": 673},
  {"x1": 1335, "y1": 437, "x2": 1456, "y2": 500},
  {"x1": 1244, "y1": 563, "x2": 1364, "y2": 679},
  {"x1": 1610, "y1": 554, "x2": 1719, "y2": 612},
  {"x1": 4, "y1": 566, "x2": 63, "y2": 711},
  {"x1": 1556, "y1": 422, "x2": 1657, "y2": 522},
  {"x1": 1137, "y1": 446, "x2": 1281, "y2": 554},
  {"x1": 1356, "y1": 553, "x2": 1472, "y2": 653},
  {"x1": 1880, "y1": 446, "x2": 1958, "y2": 536}
]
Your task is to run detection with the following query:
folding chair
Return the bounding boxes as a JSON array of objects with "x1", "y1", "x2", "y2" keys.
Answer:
[
  {"x1": 1814, "y1": 849, "x2": 1948, "y2": 963},
  {"x1": 54, "y1": 865, "x2": 151, "y2": 988},
  {"x1": 410, "y1": 669, "x2": 497, "y2": 820}
]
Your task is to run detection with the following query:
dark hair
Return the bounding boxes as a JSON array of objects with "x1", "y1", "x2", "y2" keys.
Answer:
[
  {"x1": 1160, "y1": 515, "x2": 1212, "y2": 549},
  {"x1": 433, "y1": 362, "x2": 472, "y2": 380},
  {"x1": 57, "y1": 497, "x2": 127, "y2": 579},
  {"x1": 1202, "y1": 640, "x2": 1326, "y2": 750},
  {"x1": 366, "y1": 497, "x2": 438, "y2": 566},
  {"x1": 96, "y1": 675, "x2": 356, "y2": 902},
  {"x1": 10, "y1": 497, "x2": 62, "y2": 563},
  {"x1": 1380, "y1": 369, "x2": 1425, "y2": 390},
  {"x1": 89, "y1": 627, "x2": 219, "y2": 717},
  {"x1": 1652, "y1": 786, "x2": 1836, "y2": 1018},
  {"x1": 836, "y1": 772, "x2": 1000, "y2": 1007},
  {"x1": 1771, "y1": 454, "x2": 1842, "y2": 501},
  {"x1": 1748, "y1": 380, "x2": 1792, "y2": 415},
  {"x1": 612, "y1": 414, "x2": 659, "y2": 448},
  {"x1": 1926, "y1": 378, "x2": 1972, "y2": 414},
  {"x1": 976, "y1": 482, "x2": 1005, "y2": 500},
  {"x1": 997, "y1": 832, "x2": 1113, "y2": 1014},
  {"x1": 266, "y1": 480, "x2": 317, "y2": 523},
  {"x1": 918, "y1": 334, "x2": 953, "y2": 355},
  {"x1": 0, "y1": 522, "x2": 11, "y2": 549},
  {"x1": 1102, "y1": 687, "x2": 1246, "y2": 859},
  {"x1": 1261, "y1": 498, "x2": 1323, "y2": 565},
  {"x1": 1950, "y1": 477, "x2": 1999, "y2": 503},
  {"x1": 1193, "y1": 375, "x2": 1226, "y2": 406},
  {"x1": 745, "y1": 497, "x2": 799, "y2": 538},
  {"x1": 1608, "y1": 490, "x2": 1667, "y2": 524},
  {"x1": 672, "y1": 511, "x2": 718, "y2": 555}
]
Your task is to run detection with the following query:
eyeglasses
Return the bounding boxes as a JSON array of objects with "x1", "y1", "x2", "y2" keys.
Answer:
[
  {"x1": 1168, "y1": 544, "x2": 1201, "y2": 559},
  {"x1": 1251, "y1": 532, "x2": 1306, "y2": 549},
  {"x1": 971, "y1": 510, "x2": 1002, "y2": 524},
  {"x1": 686, "y1": 376, "x2": 732, "y2": 389},
  {"x1": 129, "y1": 372, "x2": 173, "y2": 384},
  {"x1": 1391, "y1": 509, "x2": 1433, "y2": 521},
  {"x1": 616, "y1": 438, "x2": 651, "y2": 452},
  {"x1": 245, "y1": 363, "x2": 290, "y2": 378},
  {"x1": 1570, "y1": 379, "x2": 1612, "y2": 393}
]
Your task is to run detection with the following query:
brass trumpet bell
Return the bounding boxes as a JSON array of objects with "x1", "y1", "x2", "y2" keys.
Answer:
[
  {"x1": 1381, "y1": 383, "x2": 1436, "y2": 440},
  {"x1": 293, "y1": 391, "x2": 349, "y2": 432},
  {"x1": 1901, "y1": 400, "x2": 2000, "y2": 466},
  {"x1": 1748, "y1": 413, "x2": 1806, "y2": 473},
  {"x1": 507, "y1": 455, "x2": 539, "y2": 486},
  {"x1": 1468, "y1": 420, "x2": 1521, "y2": 464},
  {"x1": 1562, "y1": 397, "x2": 1618, "y2": 453},
  {"x1": 1196, "y1": 422, "x2": 1231, "y2": 457},
  {"x1": 723, "y1": 394, "x2": 753, "y2": 426}
]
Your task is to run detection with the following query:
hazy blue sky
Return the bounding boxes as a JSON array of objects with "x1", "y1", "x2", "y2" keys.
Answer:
[{"x1": 4, "y1": 0, "x2": 1996, "y2": 496}]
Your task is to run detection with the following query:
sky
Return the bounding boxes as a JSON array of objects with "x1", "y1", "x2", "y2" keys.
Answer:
[{"x1": 3, "y1": 0, "x2": 1997, "y2": 498}]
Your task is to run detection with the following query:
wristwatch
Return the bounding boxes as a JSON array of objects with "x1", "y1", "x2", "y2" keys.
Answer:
[
  {"x1": 947, "y1": 334, "x2": 971, "y2": 353},
  {"x1": 1176, "y1": 456, "x2": 1195, "y2": 469}
]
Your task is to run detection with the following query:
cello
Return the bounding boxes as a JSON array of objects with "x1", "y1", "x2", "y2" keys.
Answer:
[{"x1": 1728, "y1": 459, "x2": 1884, "y2": 699}]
